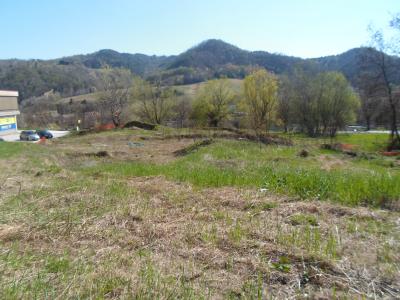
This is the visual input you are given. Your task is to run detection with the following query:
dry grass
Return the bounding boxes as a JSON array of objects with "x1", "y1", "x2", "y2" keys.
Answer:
[
  {"x1": 51, "y1": 132, "x2": 201, "y2": 164},
  {"x1": 0, "y1": 131, "x2": 399, "y2": 299},
  {"x1": 1, "y1": 173, "x2": 399, "y2": 299}
]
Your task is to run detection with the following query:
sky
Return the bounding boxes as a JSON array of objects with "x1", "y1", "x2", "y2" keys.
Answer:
[{"x1": 1, "y1": 0, "x2": 398, "y2": 59}]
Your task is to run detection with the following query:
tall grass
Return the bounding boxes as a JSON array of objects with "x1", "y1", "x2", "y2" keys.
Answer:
[{"x1": 84, "y1": 140, "x2": 400, "y2": 207}]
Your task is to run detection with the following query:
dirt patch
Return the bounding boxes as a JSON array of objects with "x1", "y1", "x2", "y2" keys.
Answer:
[
  {"x1": 0, "y1": 225, "x2": 23, "y2": 241},
  {"x1": 298, "y1": 149, "x2": 309, "y2": 157},
  {"x1": 51, "y1": 129, "x2": 292, "y2": 168},
  {"x1": 321, "y1": 143, "x2": 357, "y2": 152},
  {"x1": 67, "y1": 150, "x2": 111, "y2": 158},
  {"x1": 382, "y1": 150, "x2": 400, "y2": 157},
  {"x1": 55, "y1": 136, "x2": 200, "y2": 164},
  {"x1": 173, "y1": 139, "x2": 214, "y2": 156},
  {"x1": 317, "y1": 154, "x2": 348, "y2": 171},
  {"x1": 128, "y1": 176, "x2": 190, "y2": 195},
  {"x1": 156, "y1": 131, "x2": 292, "y2": 146}
]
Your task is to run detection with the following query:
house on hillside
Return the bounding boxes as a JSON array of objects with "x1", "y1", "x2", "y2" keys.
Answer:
[{"x1": 0, "y1": 90, "x2": 20, "y2": 135}]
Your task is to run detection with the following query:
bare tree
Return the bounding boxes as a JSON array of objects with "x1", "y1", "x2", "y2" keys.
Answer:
[
  {"x1": 356, "y1": 73, "x2": 383, "y2": 130},
  {"x1": 175, "y1": 96, "x2": 192, "y2": 128},
  {"x1": 363, "y1": 30, "x2": 400, "y2": 149},
  {"x1": 359, "y1": 13, "x2": 400, "y2": 149},
  {"x1": 99, "y1": 69, "x2": 132, "y2": 127},
  {"x1": 133, "y1": 77, "x2": 174, "y2": 125},
  {"x1": 277, "y1": 76, "x2": 293, "y2": 133}
]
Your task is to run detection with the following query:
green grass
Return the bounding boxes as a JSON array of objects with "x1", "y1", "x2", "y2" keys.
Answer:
[
  {"x1": 277, "y1": 225, "x2": 340, "y2": 259},
  {"x1": 280, "y1": 132, "x2": 391, "y2": 152},
  {"x1": 0, "y1": 142, "x2": 34, "y2": 158},
  {"x1": 289, "y1": 214, "x2": 319, "y2": 226},
  {"x1": 83, "y1": 140, "x2": 400, "y2": 207},
  {"x1": 333, "y1": 133, "x2": 389, "y2": 152}
]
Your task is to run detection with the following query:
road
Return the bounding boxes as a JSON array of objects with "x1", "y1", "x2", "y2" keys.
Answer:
[{"x1": 0, "y1": 130, "x2": 70, "y2": 142}]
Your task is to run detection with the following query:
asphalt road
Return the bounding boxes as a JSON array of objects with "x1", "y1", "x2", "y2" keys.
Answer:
[{"x1": 0, "y1": 130, "x2": 70, "y2": 142}]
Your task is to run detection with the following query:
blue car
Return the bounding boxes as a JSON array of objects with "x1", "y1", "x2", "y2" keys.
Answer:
[{"x1": 36, "y1": 130, "x2": 53, "y2": 139}]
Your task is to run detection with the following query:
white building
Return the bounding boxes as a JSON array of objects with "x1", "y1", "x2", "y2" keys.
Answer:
[{"x1": 0, "y1": 90, "x2": 20, "y2": 135}]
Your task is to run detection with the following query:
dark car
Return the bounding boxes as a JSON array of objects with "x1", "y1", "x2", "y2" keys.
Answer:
[
  {"x1": 36, "y1": 130, "x2": 53, "y2": 139},
  {"x1": 20, "y1": 130, "x2": 40, "y2": 141}
]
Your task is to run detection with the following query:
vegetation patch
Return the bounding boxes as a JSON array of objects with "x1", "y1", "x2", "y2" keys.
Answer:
[
  {"x1": 173, "y1": 139, "x2": 214, "y2": 156},
  {"x1": 123, "y1": 120, "x2": 157, "y2": 130},
  {"x1": 86, "y1": 139, "x2": 399, "y2": 208},
  {"x1": 289, "y1": 213, "x2": 319, "y2": 226}
]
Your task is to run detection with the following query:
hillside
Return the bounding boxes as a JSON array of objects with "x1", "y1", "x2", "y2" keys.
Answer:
[
  {"x1": 1, "y1": 39, "x2": 400, "y2": 101},
  {"x1": 57, "y1": 49, "x2": 174, "y2": 76},
  {"x1": 55, "y1": 78, "x2": 243, "y2": 105},
  {"x1": 312, "y1": 48, "x2": 400, "y2": 84}
]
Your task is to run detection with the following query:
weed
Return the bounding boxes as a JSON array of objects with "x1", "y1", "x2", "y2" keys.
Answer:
[
  {"x1": 271, "y1": 256, "x2": 291, "y2": 273},
  {"x1": 201, "y1": 224, "x2": 218, "y2": 244},
  {"x1": 289, "y1": 214, "x2": 319, "y2": 226},
  {"x1": 277, "y1": 225, "x2": 339, "y2": 259},
  {"x1": 228, "y1": 220, "x2": 246, "y2": 244},
  {"x1": 245, "y1": 201, "x2": 277, "y2": 213},
  {"x1": 45, "y1": 256, "x2": 70, "y2": 273}
]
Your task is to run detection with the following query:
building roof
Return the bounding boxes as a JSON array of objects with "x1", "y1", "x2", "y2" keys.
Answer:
[
  {"x1": 0, "y1": 90, "x2": 19, "y2": 97},
  {"x1": 0, "y1": 110, "x2": 20, "y2": 117}
]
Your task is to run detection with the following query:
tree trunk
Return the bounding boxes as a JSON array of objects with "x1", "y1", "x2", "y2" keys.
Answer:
[
  {"x1": 210, "y1": 119, "x2": 218, "y2": 128},
  {"x1": 366, "y1": 116, "x2": 371, "y2": 131},
  {"x1": 389, "y1": 101, "x2": 400, "y2": 150}
]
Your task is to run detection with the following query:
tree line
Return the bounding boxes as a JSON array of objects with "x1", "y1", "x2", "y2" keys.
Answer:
[{"x1": 97, "y1": 66, "x2": 360, "y2": 139}]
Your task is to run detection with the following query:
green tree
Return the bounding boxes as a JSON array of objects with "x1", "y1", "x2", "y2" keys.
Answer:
[
  {"x1": 288, "y1": 66, "x2": 321, "y2": 137},
  {"x1": 192, "y1": 79, "x2": 235, "y2": 127},
  {"x1": 318, "y1": 72, "x2": 360, "y2": 137},
  {"x1": 290, "y1": 68, "x2": 359, "y2": 137},
  {"x1": 242, "y1": 69, "x2": 278, "y2": 135}
]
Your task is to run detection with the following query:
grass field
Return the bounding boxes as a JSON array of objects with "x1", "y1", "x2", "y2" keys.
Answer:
[{"x1": 0, "y1": 129, "x2": 399, "y2": 299}]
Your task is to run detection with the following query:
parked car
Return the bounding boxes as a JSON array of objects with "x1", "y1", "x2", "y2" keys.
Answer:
[
  {"x1": 0, "y1": 137, "x2": 4, "y2": 142},
  {"x1": 36, "y1": 129, "x2": 53, "y2": 139},
  {"x1": 20, "y1": 130, "x2": 40, "y2": 141}
]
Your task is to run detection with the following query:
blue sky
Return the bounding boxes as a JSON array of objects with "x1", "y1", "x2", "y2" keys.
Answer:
[{"x1": 1, "y1": 0, "x2": 398, "y2": 59}]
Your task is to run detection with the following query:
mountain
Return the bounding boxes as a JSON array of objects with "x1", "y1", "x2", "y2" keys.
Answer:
[
  {"x1": 168, "y1": 40, "x2": 251, "y2": 69},
  {"x1": 1, "y1": 39, "x2": 399, "y2": 101},
  {"x1": 0, "y1": 59, "x2": 103, "y2": 100},
  {"x1": 312, "y1": 47, "x2": 400, "y2": 84},
  {"x1": 168, "y1": 39, "x2": 302, "y2": 72},
  {"x1": 57, "y1": 49, "x2": 174, "y2": 76}
]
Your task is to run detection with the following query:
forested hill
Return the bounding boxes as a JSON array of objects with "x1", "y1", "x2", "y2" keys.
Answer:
[
  {"x1": 58, "y1": 50, "x2": 175, "y2": 76},
  {"x1": 1, "y1": 39, "x2": 399, "y2": 101}
]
